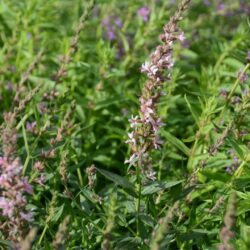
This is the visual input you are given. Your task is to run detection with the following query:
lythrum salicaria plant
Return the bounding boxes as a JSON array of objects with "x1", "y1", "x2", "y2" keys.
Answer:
[
  {"x1": 125, "y1": 0, "x2": 191, "y2": 177},
  {"x1": 125, "y1": 0, "x2": 191, "y2": 239}
]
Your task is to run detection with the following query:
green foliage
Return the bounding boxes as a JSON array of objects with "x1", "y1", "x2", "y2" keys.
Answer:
[{"x1": 0, "y1": 0, "x2": 250, "y2": 249}]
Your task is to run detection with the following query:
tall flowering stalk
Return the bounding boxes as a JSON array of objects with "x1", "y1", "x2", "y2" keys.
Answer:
[
  {"x1": 0, "y1": 115, "x2": 34, "y2": 242},
  {"x1": 0, "y1": 157, "x2": 34, "y2": 241},
  {"x1": 125, "y1": 0, "x2": 191, "y2": 180}
]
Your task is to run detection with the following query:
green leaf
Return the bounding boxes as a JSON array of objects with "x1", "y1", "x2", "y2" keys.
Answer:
[
  {"x1": 162, "y1": 131, "x2": 190, "y2": 156},
  {"x1": 201, "y1": 170, "x2": 230, "y2": 182},
  {"x1": 96, "y1": 168, "x2": 137, "y2": 197},
  {"x1": 139, "y1": 214, "x2": 155, "y2": 227},
  {"x1": 142, "y1": 180, "x2": 183, "y2": 195},
  {"x1": 233, "y1": 178, "x2": 250, "y2": 190},
  {"x1": 51, "y1": 204, "x2": 65, "y2": 223},
  {"x1": 227, "y1": 137, "x2": 244, "y2": 160},
  {"x1": 224, "y1": 57, "x2": 245, "y2": 70},
  {"x1": 184, "y1": 94, "x2": 199, "y2": 125}
]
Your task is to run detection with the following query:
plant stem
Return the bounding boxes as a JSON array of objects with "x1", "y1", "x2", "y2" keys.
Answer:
[
  {"x1": 227, "y1": 63, "x2": 250, "y2": 101},
  {"x1": 136, "y1": 164, "x2": 142, "y2": 237},
  {"x1": 38, "y1": 224, "x2": 48, "y2": 245}
]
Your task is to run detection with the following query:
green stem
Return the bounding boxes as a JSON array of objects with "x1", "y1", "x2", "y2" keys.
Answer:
[
  {"x1": 227, "y1": 63, "x2": 250, "y2": 101},
  {"x1": 77, "y1": 168, "x2": 84, "y2": 187},
  {"x1": 217, "y1": 63, "x2": 250, "y2": 124},
  {"x1": 187, "y1": 131, "x2": 199, "y2": 171},
  {"x1": 136, "y1": 164, "x2": 142, "y2": 236},
  {"x1": 38, "y1": 223, "x2": 48, "y2": 245}
]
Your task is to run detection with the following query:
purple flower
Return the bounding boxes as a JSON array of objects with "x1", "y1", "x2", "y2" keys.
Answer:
[
  {"x1": 141, "y1": 62, "x2": 159, "y2": 78},
  {"x1": 139, "y1": 97, "x2": 154, "y2": 119},
  {"x1": 177, "y1": 32, "x2": 185, "y2": 42},
  {"x1": 0, "y1": 157, "x2": 34, "y2": 236},
  {"x1": 124, "y1": 153, "x2": 138, "y2": 165},
  {"x1": 6, "y1": 81, "x2": 13, "y2": 91},
  {"x1": 128, "y1": 115, "x2": 139, "y2": 128},
  {"x1": 26, "y1": 121, "x2": 36, "y2": 132},
  {"x1": 226, "y1": 166, "x2": 232, "y2": 174},
  {"x1": 114, "y1": 18, "x2": 123, "y2": 28},
  {"x1": 26, "y1": 32, "x2": 32, "y2": 39},
  {"x1": 125, "y1": 132, "x2": 136, "y2": 145},
  {"x1": 102, "y1": 15, "x2": 123, "y2": 42},
  {"x1": 20, "y1": 211, "x2": 34, "y2": 222},
  {"x1": 36, "y1": 173, "x2": 46, "y2": 185},
  {"x1": 137, "y1": 6, "x2": 150, "y2": 22},
  {"x1": 148, "y1": 117, "x2": 165, "y2": 132},
  {"x1": 107, "y1": 30, "x2": 116, "y2": 41},
  {"x1": 0, "y1": 197, "x2": 15, "y2": 217},
  {"x1": 242, "y1": 88, "x2": 249, "y2": 96},
  {"x1": 217, "y1": 3, "x2": 225, "y2": 12},
  {"x1": 153, "y1": 136, "x2": 164, "y2": 149},
  {"x1": 219, "y1": 89, "x2": 228, "y2": 99},
  {"x1": 22, "y1": 178, "x2": 33, "y2": 194},
  {"x1": 102, "y1": 16, "x2": 110, "y2": 27},
  {"x1": 203, "y1": 0, "x2": 211, "y2": 6},
  {"x1": 237, "y1": 69, "x2": 248, "y2": 83},
  {"x1": 247, "y1": 51, "x2": 250, "y2": 62},
  {"x1": 240, "y1": 1, "x2": 250, "y2": 14}
]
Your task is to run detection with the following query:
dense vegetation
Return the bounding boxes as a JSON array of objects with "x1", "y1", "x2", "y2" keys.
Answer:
[{"x1": 0, "y1": 0, "x2": 250, "y2": 249}]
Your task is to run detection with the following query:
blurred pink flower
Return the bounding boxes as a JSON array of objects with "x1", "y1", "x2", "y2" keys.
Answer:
[
  {"x1": 137, "y1": 6, "x2": 150, "y2": 22},
  {"x1": 177, "y1": 31, "x2": 185, "y2": 42},
  {"x1": 237, "y1": 69, "x2": 248, "y2": 83},
  {"x1": 247, "y1": 51, "x2": 250, "y2": 62},
  {"x1": 20, "y1": 211, "x2": 34, "y2": 222},
  {"x1": 0, "y1": 198, "x2": 15, "y2": 217}
]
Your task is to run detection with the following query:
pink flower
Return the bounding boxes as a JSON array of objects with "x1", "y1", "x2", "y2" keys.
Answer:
[
  {"x1": 125, "y1": 132, "x2": 136, "y2": 145},
  {"x1": 26, "y1": 121, "x2": 36, "y2": 132},
  {"x1": 22, "y1": 178, "x2": 33, "y2": 194},
  {"x1": 137, "y1": 6, "x2": 150, "y2": 22},
  {"x1": 140, "y1": 98, "x2": 154, "y2": 119},
  {"x1": 177, "y1": 31, "x2": 185, "y2": 42},
  {"x1": 125, "y1": 153, "x2": 138, "y2": 165},
  {"x1": 0, "y1": 157, "x2": 5, "y2": 165},
  {"x1": 36, "y1": 173, "x2": 46, "y2": 185},
  {"x1": 0, "y1": 197, "x2": 15, "y2": 217},
  {"x1": 153, "y1": 136, "x2": 164, "y2": 149},
  {"x1": 128, "y1": 115, "x2": 140, "y2": 128},
  {"x1": 20, "y1": 211, "x2": 34, "y2": 222},
  {"x1": 247, "y1": 51, "x2": 250, "y2": 62},
  {"x1": 141, "y1": 62, "x2": 159, "y2": 78},
  {"x1": 237, "y1": 69, "x2": 248, "y2": 83},
  {"x1": 149, "y1": 117, "x2": 165, "y2": 132}
]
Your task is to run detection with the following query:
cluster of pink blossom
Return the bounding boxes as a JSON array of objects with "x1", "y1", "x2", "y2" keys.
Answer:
[
  {"x1": 125, "y1": 0, "x2": 191, "y2": 180},
  {"x1": 0, "y1": 157, "x2": 34, "y2": 240}
]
